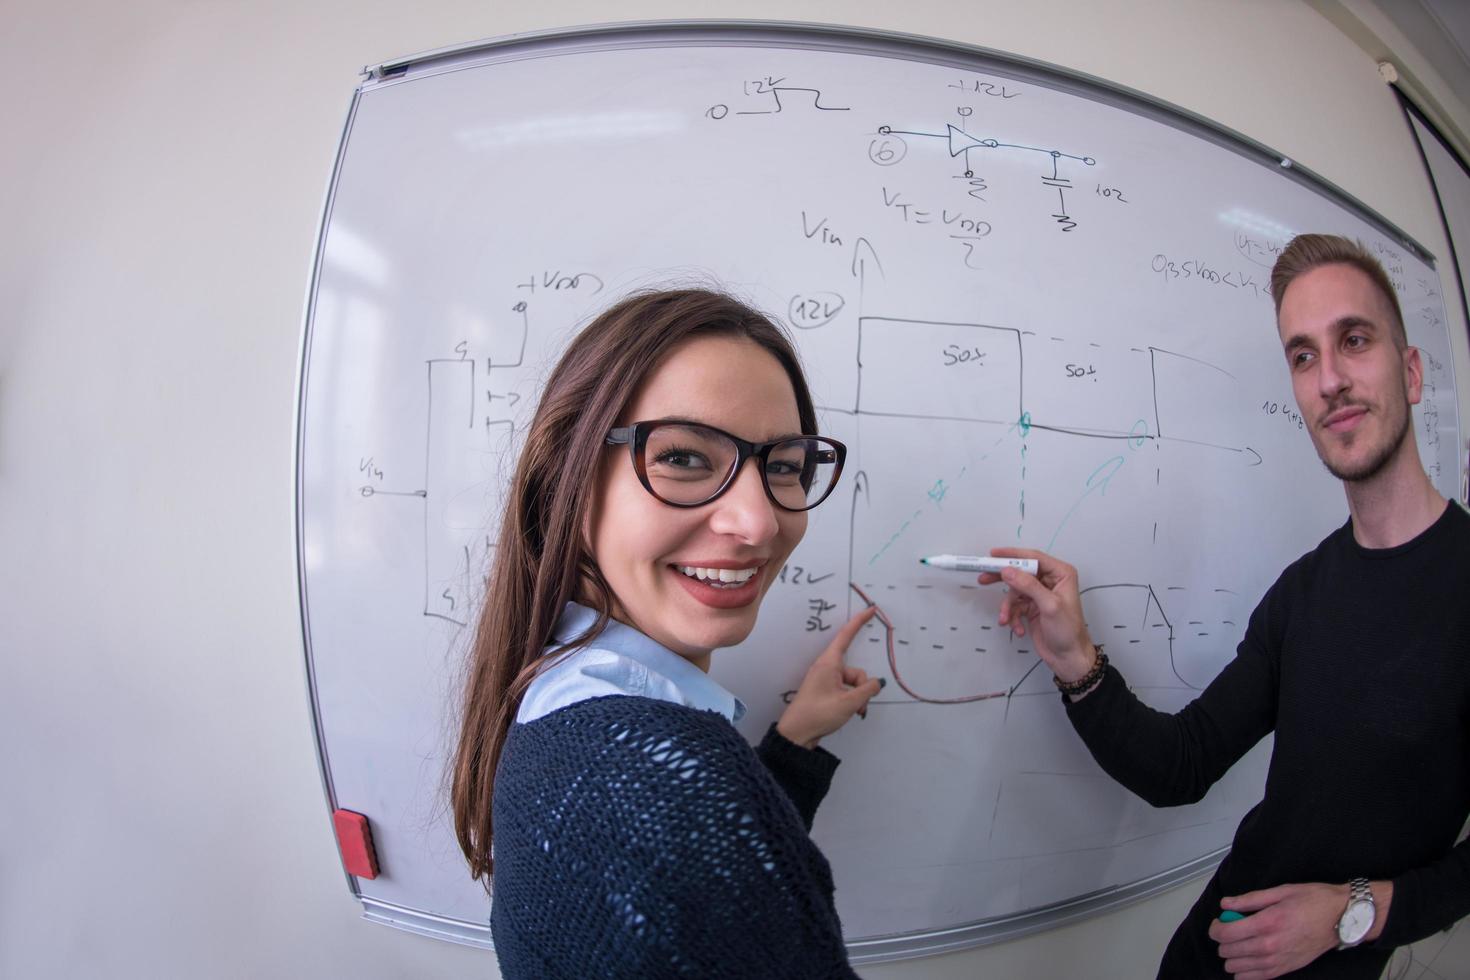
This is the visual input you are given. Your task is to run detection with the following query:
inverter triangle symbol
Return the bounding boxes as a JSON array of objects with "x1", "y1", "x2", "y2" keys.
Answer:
[{"x1": 947, "y1": 124, "x2": 991, "y2": 157}]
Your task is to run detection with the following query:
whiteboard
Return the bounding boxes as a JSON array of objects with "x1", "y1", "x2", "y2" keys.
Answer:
[{"x1": 294, "y1": 22, "x2": 1462, "y2": 960}]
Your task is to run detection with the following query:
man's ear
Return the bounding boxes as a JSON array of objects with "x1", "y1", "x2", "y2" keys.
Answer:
[{"x1": 1403, "y1": 344, "x2": 1424, "y2": 407}]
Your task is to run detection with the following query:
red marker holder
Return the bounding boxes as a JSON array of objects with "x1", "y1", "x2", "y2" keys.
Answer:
[{"x1": 332, "y1": 808, "x2": 380, "y2": 879}]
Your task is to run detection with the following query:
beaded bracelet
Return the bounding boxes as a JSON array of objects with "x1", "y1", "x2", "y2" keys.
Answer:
[{"x1": 1053, "y1": 646, "x2": 1107, "y2": 697}]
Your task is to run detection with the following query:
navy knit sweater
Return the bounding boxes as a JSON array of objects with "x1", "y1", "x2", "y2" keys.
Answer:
[{"x1": 490, "y1": 695, "x2": 858, "y2": 979}]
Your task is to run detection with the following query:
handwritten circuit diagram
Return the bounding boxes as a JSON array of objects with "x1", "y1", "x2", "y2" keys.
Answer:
[
  {"x1": 765, "y1": 292, "x2": 1266, "y2": 712},
  {"x1": 354, "y1": 282, "x2": 593, "y2": 628}
]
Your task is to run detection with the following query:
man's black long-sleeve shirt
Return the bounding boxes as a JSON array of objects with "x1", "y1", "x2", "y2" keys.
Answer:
[{"x1": 1067, "y1": 502, "x2": 1470, "y2": 973}]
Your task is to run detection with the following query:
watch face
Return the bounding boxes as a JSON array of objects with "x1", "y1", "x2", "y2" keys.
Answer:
[{"x1": 1338, "y1": 899, "x2": 1374, "y2": 944}]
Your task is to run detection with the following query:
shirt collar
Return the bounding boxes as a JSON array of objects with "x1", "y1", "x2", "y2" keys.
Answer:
[{"x1": 552, "y1": 602, "x2": 747, "y2": 723}]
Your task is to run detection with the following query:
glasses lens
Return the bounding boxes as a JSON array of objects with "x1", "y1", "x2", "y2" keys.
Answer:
[
  {"x1": 766, "y1": 438, "x2": 840, "y2": 510},
  {"x1": 641, "y1": 424, "x2": 739, "y2": 505}
]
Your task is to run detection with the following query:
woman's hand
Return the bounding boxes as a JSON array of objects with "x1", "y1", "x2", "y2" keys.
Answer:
[
  {"x1": 979, "y1": 547, "x2": 1097, "y2": 685},
  {"x1": 776, "y1": 605, "x2": 884, "y2": 748}
]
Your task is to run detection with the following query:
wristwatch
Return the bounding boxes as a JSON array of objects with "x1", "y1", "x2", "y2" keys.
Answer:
[{"x1": 1335, "y1": 878, "x2": 1375, "y2": 950}]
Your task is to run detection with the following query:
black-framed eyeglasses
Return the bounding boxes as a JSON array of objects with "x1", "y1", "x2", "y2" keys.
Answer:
[{"x1": 605, "y1": 420, "x2": 846, "y2": 512}]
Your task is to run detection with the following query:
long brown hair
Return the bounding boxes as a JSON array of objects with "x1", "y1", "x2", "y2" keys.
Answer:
[{"x1": 451, "y1": 288, "x2": 818, "y2": 884}]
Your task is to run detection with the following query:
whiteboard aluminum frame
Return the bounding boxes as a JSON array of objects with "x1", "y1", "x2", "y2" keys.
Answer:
[
  {"x1": 297, "y1": 19, "x2": 1445, "y2": 961},
  {"x1": 294, "y1": 86, "x2": 368, "y2": 903},
  {"x1": 844, "y1": 848, "x2": 1228, "y2": 964},
  {"x1": 362, "y1": 19, "x2": 1436, "y2": 261},
  {"x1": 361, "y1": 896, "x2": 493, "y2": 948}
]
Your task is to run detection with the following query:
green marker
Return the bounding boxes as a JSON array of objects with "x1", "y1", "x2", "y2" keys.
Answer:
[{"x1": 1219, "y1": 910, "x2": 1248, "y2": 923}]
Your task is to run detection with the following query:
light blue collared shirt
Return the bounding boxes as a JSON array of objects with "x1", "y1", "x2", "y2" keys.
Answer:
[{"x1": 516, "y1": 602, "x2": 747, "y2": 725}]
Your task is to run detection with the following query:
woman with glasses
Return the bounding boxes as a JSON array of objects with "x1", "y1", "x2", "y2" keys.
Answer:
[{"x1": 452, "y1": 289, "x2": 880, "y2": 979}]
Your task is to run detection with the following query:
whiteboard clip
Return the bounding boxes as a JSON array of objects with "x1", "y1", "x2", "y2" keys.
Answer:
[{"x1": 364, "y1": 63, "x2": 410, "y2": 82}]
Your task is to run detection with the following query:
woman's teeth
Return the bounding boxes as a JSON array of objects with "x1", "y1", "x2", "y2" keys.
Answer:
[{"x1": 676, "y1": 565, "x2": 758, "y2": 587}]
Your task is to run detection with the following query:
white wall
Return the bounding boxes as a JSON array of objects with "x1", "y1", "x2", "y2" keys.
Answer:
[{"x1": 2, "y1": 2, "x2": 1465, "y2": 978}]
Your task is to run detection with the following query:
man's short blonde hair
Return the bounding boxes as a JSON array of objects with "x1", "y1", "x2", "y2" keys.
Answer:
[{"x1": 1269, "y1": 234, "x2": 1408, "y2": 348}]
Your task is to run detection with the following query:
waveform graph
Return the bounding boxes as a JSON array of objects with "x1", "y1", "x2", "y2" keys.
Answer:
[
  {"x1": 850, "y1": 579, "x2": 1026, "y2": 705},
  {"x1": 1150, "y1": 345, "x2": 1251, "y2": 454},
  {"x1": 855, "y1": 316, "x2": 1021, "y2": 423},
  {"x1": 846, "y1": 408, "x2": 1029, "y2": 705},
  {"x1": 1006, "y1": 420, "x2": 1160, "y2": 565},
  {"x1": 1144, "y1": 581, "x2": 1251, "y2": 693},
  {"x1": 1002, "y1": 582, "x2": 1184, "y2": 701},
  {"x1": 1022, "y1": 338, "x2": 1155, "y2": 439}
]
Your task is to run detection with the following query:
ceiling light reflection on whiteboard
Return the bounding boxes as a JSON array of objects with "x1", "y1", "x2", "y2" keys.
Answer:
[
  {"x1": 322, "y1": 223, "x2": 391, "y2": 289},
  {"x1": 1216, "y1": 206, "x2": 1296, "y2": 242},
  {"x1": 455, "y1": 111, "x2": 684, "y2": 149}
]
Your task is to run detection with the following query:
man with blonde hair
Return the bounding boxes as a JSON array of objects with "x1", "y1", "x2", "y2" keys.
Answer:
[{"x1": 989, "y1": 233, "x2": 1468, "y2": 978}]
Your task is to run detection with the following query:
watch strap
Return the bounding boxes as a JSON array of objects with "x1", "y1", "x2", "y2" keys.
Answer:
[{"x1": 1336, "y1": 877, "x2": 1375, "y2": 950}]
